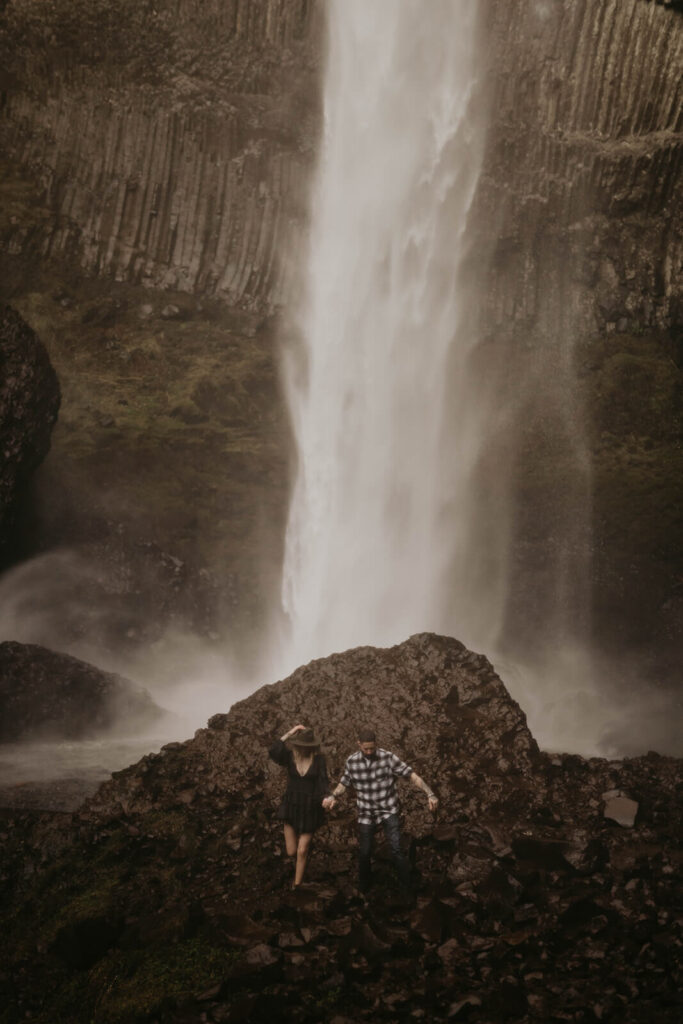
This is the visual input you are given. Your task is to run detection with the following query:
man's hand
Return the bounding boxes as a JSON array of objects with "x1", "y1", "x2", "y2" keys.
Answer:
[
  {"x1": 322, "y1": 796, "x2": 336, "y2": 811},
  {"x1": 410, "y1": 772, "x2": 438, "y2": 813}
]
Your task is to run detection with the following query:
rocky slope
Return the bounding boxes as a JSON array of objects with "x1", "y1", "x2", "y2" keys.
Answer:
[{"x1": 1, "y1": 635, "x2": 681, "y2": 1023}]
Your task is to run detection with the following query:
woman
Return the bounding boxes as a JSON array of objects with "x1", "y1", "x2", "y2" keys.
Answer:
[{"x1": 269, "y1": 723, "x2": 329, "y2": 888}]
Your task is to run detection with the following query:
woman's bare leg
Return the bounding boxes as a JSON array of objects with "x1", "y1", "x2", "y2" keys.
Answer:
[
  {"x1": 283, "y1": 823, "x2": 298, "y2": 858},
  {"x1": 294, "y1": 833, "x2": 313, "y2": 886}
]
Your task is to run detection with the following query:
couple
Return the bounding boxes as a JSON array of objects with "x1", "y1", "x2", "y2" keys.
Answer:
[{"x1": 269, "y1": 724, "x2": 438, "y2": 891}]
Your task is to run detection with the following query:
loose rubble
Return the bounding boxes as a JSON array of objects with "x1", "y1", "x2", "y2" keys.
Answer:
[{"x1": 0, "y1": 305, "x2": 60, "y2": 546}]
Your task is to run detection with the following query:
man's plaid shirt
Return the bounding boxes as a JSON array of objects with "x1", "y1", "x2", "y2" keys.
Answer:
[{"x1": 340, "y1": 748, "x2": 413, "y2": 825}]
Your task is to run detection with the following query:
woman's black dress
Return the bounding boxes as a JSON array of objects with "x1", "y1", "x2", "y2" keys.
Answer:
[{"x1": 269, "y1": 739, "x2": 329, "y2": 834}]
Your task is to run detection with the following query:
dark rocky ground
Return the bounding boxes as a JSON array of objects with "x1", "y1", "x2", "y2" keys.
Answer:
[{"x1": 1, "y1": 634, "x2": 680, "y2": 1024}]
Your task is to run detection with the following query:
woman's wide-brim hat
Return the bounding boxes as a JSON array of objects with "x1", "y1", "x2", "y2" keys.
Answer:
[{"x1": 288, "y1": 728, "x2": 320, "y2": 748}]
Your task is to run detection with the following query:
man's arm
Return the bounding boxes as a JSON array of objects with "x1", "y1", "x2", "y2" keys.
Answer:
[
  {"x1": 322, "y1": 781, "x2": 347, "y2": 809},
  {"x1": 409, "y1": 772, "x2": 439, "y2": 813},
  {"x1": 322, "y1": 763, "x2": 351, "y2": 809}
]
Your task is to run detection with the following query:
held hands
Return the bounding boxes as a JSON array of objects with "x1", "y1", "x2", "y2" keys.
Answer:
[
  {"x1": 427, "y1": 794, "x2": 439, "y2": 814},
  {"x1": 322, "y1": 796, "x2": 336, "y2": 811}
]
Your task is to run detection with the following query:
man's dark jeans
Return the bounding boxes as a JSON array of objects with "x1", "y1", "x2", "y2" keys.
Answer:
[{"x1": 358, "y1": 813, "x2": 410, "y2": 891}]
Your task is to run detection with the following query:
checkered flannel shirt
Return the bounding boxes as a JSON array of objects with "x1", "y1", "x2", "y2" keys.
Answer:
[{"x1": 339, "y1": 748, "x2": 413, "y2": 825}]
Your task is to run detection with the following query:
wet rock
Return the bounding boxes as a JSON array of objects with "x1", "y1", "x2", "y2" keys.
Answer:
[
  {"x1": 0, "y1": 641, "x2": 169, "y2": 741},
  {"x1": 448, "y1": 994, "x2": 482, "y2": 1019},
  {"x1": 133, "y1": 901, "x2": 196, "y2": 945},
  {"x1": 410, "y1": 898, "x2": 447, "y2": 944},
  {"x1": 511, "y1": 836, "x2": 574, "y2": 872},
  {"x1": 0, "y1": 306, "x2": 60, "y2": 548},
  {"x1": 160, "y1": 303, "x2": 183, "y2": 320},
  {"x1": 243, "y1": 942, "x2": 280, "y2": 967},
  {"x1": 602, "y1": 791, "x2": 639, "y2": 827},
  {"x1": 1, "y1": 634, "x2": 681, "y2": 1024},
  {"x1": 349, "y1": 920, "x2": 392, "y2": 959},
  {"x1": 436, "y1": 937, "x2": 461, "y2": 969}
]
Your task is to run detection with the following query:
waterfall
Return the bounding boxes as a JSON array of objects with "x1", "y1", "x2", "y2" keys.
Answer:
[
  {"x1": 277, "y1": 1, "x2": 609, "y2": 754},
  {"x1": 280, "y1": 0, "x2": 489, "y2": 666}
]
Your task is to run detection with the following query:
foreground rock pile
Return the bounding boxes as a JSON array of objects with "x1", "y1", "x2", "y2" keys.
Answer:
[{"x1": 1, "y1": 634, "x2": 681, "y2": 1023}]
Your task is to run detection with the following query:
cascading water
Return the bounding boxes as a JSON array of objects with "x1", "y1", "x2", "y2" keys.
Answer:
[
  {"x1": 280, "y1": 0, "x2": 492, "y2": 667},
  {"x1": 276, "y1": 1, "x2": 683, "y2": 758}
]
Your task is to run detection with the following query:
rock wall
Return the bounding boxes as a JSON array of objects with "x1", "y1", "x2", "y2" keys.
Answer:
[
  {"x1": 2, "y1": 95, "x2": 305, "y2": 306},
  {"x1": 0, "y1": 0, "x2": 319, "y2": 650},
  {"x1": 1, "y1": 635, "x2": 681, "y2": 1022},
  {"x1": 1, "y1": 0, "x2": 678, "y2": 322},
  {"x1": 481, "y1": 0, "x2": 682, "y2": 338},
  {"x1": 463, "y1": 0, "x2": 683, "y2": 661},
  {"x1": 0, "y1": 305, "x2": 60, "y2": 548},
  {"x1": 0, "y1": 639, "x2": 167, "y2": 741}
]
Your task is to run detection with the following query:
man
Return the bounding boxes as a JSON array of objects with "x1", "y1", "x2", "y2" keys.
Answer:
[{"x1": 323, "y1": 728, "x2": 438, "y2": 893}]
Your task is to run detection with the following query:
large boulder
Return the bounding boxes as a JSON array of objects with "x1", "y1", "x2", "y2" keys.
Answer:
[
  {"x1": 84, "y1": 631, "x2": 542, "y2": 825},
  {"x1": 0, "y1": 641, "x2": 167, "y2": 741},
  {"x1": 0, "y1": 305, "x2": 60, "y2": 545}
]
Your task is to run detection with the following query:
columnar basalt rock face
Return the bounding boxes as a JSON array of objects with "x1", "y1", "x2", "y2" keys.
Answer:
[
  {"x1": 0, "y1": 0, "x2": 321, "y2": 310},
  {"x1": 481, "y1": 0, "x2": 682, "y2": 338},
  {"x1": 2, "y1": 93, "x2": 312, "y2": 307},
  {"x1": 0, "y1": 305, "x2": 60, "y2": 546}
]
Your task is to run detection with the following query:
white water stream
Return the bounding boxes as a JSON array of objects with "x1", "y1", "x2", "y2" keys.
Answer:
[{"x1": 281, "y1": 0, "x2": 492, "y2": 664}]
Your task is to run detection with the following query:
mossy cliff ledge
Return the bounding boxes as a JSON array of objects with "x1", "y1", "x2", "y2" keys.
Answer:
[
  {"x1": 2, "y1": 635, "x2": 681, "y2": 1023},
  {"x1": 0, "y1": 0, "x2": 680, "y2": 668}
]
